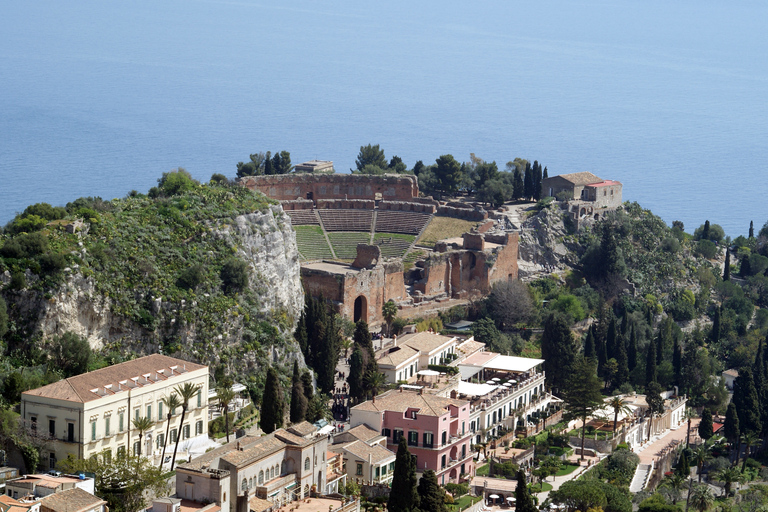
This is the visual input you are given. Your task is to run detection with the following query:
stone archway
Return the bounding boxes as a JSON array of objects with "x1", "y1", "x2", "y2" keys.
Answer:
[{"x1": 353, "y1": 295, "x2": 368, "y2": 323}]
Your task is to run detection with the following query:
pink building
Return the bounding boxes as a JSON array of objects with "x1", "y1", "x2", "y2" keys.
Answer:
[{"x1": 349, "y1": 390, "x2": 474, "y2": 485}]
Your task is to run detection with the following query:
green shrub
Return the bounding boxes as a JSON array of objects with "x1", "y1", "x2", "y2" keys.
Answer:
[
  {"x1": 177, "y1": 264, "x2": 206, "y2": 290},
  {"x1": 695, "y1": 239, "x2": 717, "y2": 259},
  {"x1": 158, "y1": 168, "x2": 199, "y2": 196},
  {"x1": 220, "y1": 257, "x2": 249, "y2": 295}
]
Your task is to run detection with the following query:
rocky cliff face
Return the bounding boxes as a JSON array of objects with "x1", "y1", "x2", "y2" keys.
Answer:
[
  {"x1": 214, "y1": 205, "x2": 303, "y2": 319},
  {"x1": 517, "y1": 206, "x2": 581, "y2": 279},
  {"x1": 2, "y1": 206, "x2": 304, "y2": 365}
]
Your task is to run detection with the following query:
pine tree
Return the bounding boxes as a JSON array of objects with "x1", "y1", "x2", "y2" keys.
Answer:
[
  {"x1": 261, "y1": 367, "x2": 285, "y2": 433},
  {"x1": 515, "y1": 470, "x2": 537, "y2": 512},
  {"x1": 698, "y1": 408, "x2": 713, "y2": 441},
  {"x1": 388, "y1": 437, "x2": 418, "y2": 512},
  {"x1": 627, "y1": 325, "x2": 638, "y2": 372},
  {"x1": 711, "y1": 307, "x2": 721, "y2": 344},
  {"x1": 416, "y1": 470, "x2": 447, "y2": 512},
  {"x1": 724, "y1": 249, "x2": 731, "y2": 281},
  {"x1": 563, "y1": 356, "x2": 604, "y2": 460},
  {"x1": 750, "y1": 220, "x2": 755, "y2": 238},
  {"x1": 583, "y1": 328, "x2": 596, "y2": 360},
  {"x1": 724, "y1": 402, "x2": 740, "y2": 446},
  {"x1": 290, "y1": 361, "x2": 307, "y2": 424},
  {"x1": 646, "y1": 338, "x2": 657, "y2": 386},
  {"x1": 676, "y1": 451, "x2": 690, "y2": 478}
]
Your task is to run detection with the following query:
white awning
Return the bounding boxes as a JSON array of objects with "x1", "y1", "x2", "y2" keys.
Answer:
[
  {"x1": 318, "y1": 425, "x2": 334, "y2": 435},
  {"x1": 481, "y1": 355, "x2": 544, "y2": 373},
  {"x1": 457, "y1": 381, "x2": 498, "y2": 397},
  {"x1": 458, "y1": 365, "x2": 483, "y2": 380},
  {"x1": 417, "y1": 369, "x2": 440, "y2": 377}
]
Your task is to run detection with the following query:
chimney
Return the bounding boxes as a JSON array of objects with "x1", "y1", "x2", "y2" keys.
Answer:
[
  {"x1": 393, "y1": 335, "x2": 397, "y2": 347},
  {"x1": 419, "y1": 388, "x2": 423, "y2": 395},
  {"x1": 372, "y1": 395, "x2": 376, "y2": 404},
  {"x1": 237, "y1": 441, "x2": 241, "y2": 451}
]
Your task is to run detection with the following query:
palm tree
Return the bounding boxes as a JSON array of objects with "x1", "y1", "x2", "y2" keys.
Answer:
[
  {"x1": 364, "y1": 369, "x2": 387, "y2": 398},
  {"x1": 160, "y1": 393, "x2": 182, "y2": 468},
  {"x1": 691, "y1": 444, "x2": 712, "y2": 483},
  {"x1": 608, "y1": 396, "x2": 632, "y2": 433},
  {"x1": 684, "y1": 407, "x2": 696, "y2": 447},
  {"x1": 659, "y1": 473, "x2": 686, "y2": 504},
  {"x1": 740, "y1": 432, "x2": 760, "y2": 472},
  {"x1": 216, "y1": 385, "x2": 236, "y2": 443},
  {"x1": 132, "y1": 416, "x2": 154, "y2": 458},
  {"x1": 688, "y1": 483, "x2": 714, "y2": 512},
  {"x1": 712, "y1": 466, "x2": 743, "y2": 497},
  {"x1": 382, "y1": 300, "x2": 398, "y2": 337},
  {"x1": 170, "y1": 382, "x2": 201, "y2": 470}
]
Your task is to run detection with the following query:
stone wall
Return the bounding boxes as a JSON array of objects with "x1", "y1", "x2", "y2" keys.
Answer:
[
  {"x1": 237, "y1": 174, "x2": 418, "y2": 202},
  {"x1": 280, "y1": 199, "x2": 314, "y2": 210},
  {"x1": 316, "y1": 199, "x2": 375, "y2": 210},
  {"x1": 437, "y1": 206, "x2": 488, "y2": 221},
  {"x1": 378, "y1": 201, "x2": 436, "y2": 213}
]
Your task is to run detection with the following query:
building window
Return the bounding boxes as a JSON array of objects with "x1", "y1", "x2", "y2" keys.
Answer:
[
  {"x1": 242, "y1": 479, "x2": 247, "y2": 491},
  {"x1": 393, "y1": 429, "x2": 403, "y2": 443},
  {"x1": 462, "y1": 444, "x2": 466, "y2": 458},
  {"x1": 135, "y1": 408, "x2": 140, "y2": 421},
  {"x1": 67, "y1": 422, "x2": 75, "y2": 443},
  {"x1": 103, "y1": 450, "x2": 111, "y2": 463},
  {"x1": 389, "y1": 462, "x2": 395, "y2": 472},
  {"x1": 197, "y1": 390, "x2": 202, "y2": 408},
  {"x1": 383, "y1": 428, "x2": 391, "y2": 438},
  {"x1": 258, "y1": 470, "x2": 264, "y2": 484},
  {"x1": 105, "y1": 417, "x2": 110, "y2": 436},
  {"x1": 147, "y1": 405, "x2": 152, "y2": 420},
  {"x1": 158, "y1": 402, "x2": 164, "y2": 421},
  {"x1": 183, "y1": 424, "x2": 190, "y2": 439},
  {"x1": 133, "y1": 442, "x2": 140, "y2": 456},
  {"x1": 119, "y1": 413, "x2": 124, "y2": 432},
  {"x1": 305, "y1": 457, "x2": 310, "y2": 471},
  {"x1": 30, "y1": 417, "x2": 37, "y2": 432},
  {"x1": 117, "y1": 445, "x2": 126, "y2": 457},
  {"x1": 375, "y1": 467, "x2": 380, "y2": 478},
  {"x1": 381, "y1": 464, "x2": 387, "y2": 475},
  {"x1": 157, "y1": 434, "x2": 164, "y2": 450},
  {"x1": 196, "y1": 420, "x2": 203, "y2": 435},
  {"x1": 48, "y1": 419, "x2": 55, "y2": 438},
  {"x1": 423, "y1": 432, "x2": 433, "y2": 448},
  {"x1": 49, "y1": 452, "x2": 56, "y2": 470},
  {"x1": 91, "y1": 421, "x2": 96, "y2": 441},
  {"x1": 356, "y1": 463, "x2": 363, "y2": 476},
  {"x1": 170, "y1": 429, "x2": 177, "y2": 443},
  {"x1": 408, "y1": 431, "x2": 418, "y2": 447},
  {"x1": 441, "y1": 431, "x2": 447, "y2": 446},
  {"x1": 441, "y1": 454, "x2": 446, "y2": 469}
]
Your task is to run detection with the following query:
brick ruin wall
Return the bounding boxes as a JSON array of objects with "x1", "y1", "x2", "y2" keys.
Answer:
[{"x1": 237, "y1": 173, "x2": 418, "y2": 202}]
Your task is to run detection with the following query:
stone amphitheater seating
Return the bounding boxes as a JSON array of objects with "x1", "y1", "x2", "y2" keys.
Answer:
[
  {"x1": 375, "y1": 211, "x2": 432, "y2": 235},
  {"x1": 318, "y1": 209, "x2": 373, "y2": 232},
  {"x1": 286, "y1": 210, "x2": 319, "y2": 225}
]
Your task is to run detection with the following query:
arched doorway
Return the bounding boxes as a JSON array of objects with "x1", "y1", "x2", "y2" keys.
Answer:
[{"x1": 353, "y1": 295, "x2": 368, "y2": 323}]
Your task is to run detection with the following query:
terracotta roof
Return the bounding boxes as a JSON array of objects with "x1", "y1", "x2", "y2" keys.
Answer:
[
  {"x1": 723, "y1": 369, "x2": 739, "y2": 378},
  {"x1": 377, "y1": 346, "x2": 419, "y2": 368},
  {"x1": 178, "y1": 435, "x2": 268, "y2": 470},
  {"x1": 351, "y1": 389, "x2": 466, "y2": 416},
  {"x1": 22, "y1": 354, "x2": 206, "y2": 404},
  {"x1": 552, "y1": 172, "x2": 603, "y2": 186},
  {"x1": 179, "y1": 499, "x2": 221, "y2": 512},
  {"x1": 400, "y1": 332, "x2": 456, "y2": 354},
  {"x1": 340, "y1": 440, "x2": 395, "y2": 465},
  {"x1": 287, "y1": 421, "x2": 316, "y2": 437},
  {"x1": 343, "y1": 424, "x2": 381, "y2": 443},
  {"x1": 248, "y1": 497, "x2": 274, "y2": 512},
  {"x1": 40, "y1": 488, "x2": 105, "y2": 512},
  {"x1": 586, "y1": 180, "x2": 621, "y2": 188},
  {"x1": 220, "y1": 436, "x2": 288, "y2": 467},
  {"x1": 0, "y1": 495, "x2": 34, "y2": 512}
]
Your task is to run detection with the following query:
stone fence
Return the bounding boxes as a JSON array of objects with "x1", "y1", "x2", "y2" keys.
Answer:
[
  {"x1": 438, "y1": 206, "x2": 488, "y2": 221},
  {"x1": 316, "y1": 199, "x2": 375, "y2": 210}
]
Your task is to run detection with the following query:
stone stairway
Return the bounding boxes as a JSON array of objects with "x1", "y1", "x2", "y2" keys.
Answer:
[{"x1": 629, "y1": 463, "x2": 652, "y2": 493}]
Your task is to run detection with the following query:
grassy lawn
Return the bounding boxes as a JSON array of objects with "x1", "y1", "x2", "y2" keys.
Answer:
[
  {"x1": 417, "y1": 216, "x2": 478, "y2": 248},
  {"x1": 529, "y1": 482, "x2": 553, "y2": 493},
  {"x1": 568, "y1": 427, "x2": 613, "y2": 440},
  {"x1": 555, "y1": 464, "x2": 579, "y2": 476},
  {"x1": 476, "y1": 463, "x2": 490, "y2": 476},
  {"x1": 450, "y1": 495, "x2": 482, "y2": 511}
]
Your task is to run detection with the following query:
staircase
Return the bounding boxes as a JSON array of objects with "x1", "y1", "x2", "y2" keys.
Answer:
[{"x1": 629, "y1": 463, "x2": 653, "y2": 493}]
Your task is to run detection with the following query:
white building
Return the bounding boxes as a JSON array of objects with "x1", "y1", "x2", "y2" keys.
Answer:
[{"x1": 21, "y1": 354, "x2": 209, "y2": 468}]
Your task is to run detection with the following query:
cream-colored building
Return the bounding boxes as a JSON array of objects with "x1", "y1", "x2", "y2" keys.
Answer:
[{"x1": 21, "y1": 354, "x2": 209, "y2": 468}]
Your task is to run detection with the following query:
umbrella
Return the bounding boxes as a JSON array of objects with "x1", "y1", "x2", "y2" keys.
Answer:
[
  {"x1": 488, "y1": 494, "x2": 500, "y2": 499},
  {"x1": 509, "y1": 379, "x2": 517, "y2": 384},
  {"x1": 503, "y1": 382, "x2": 513, "y2": 387},
  {"x1": 492, "y1": 377, "x2": 501, "y2": 382},
  {"x1": 486, "y1": 381, "x2": 495, "y2": 385},
  {"x1": 507, "y1": 497, "x2": 516, "y2": 502}
]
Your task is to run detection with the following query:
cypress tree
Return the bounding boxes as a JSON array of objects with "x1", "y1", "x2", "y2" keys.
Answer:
[
  {"x1": 698, "y1": 408, "x2": 713, "y2": 441},
  {"x1": 388, "y1": 437, "x2": 418, "y2": 512},
  {"x1": 261, "y1": 367, "x2": 285, "y2": 434},
  {"x1": 750, "y1": 220, "x2": 755, "y2": 238},
  {"x1": 702, "y1": 220, "x2": 710, "y2": 241},
  {"x1": 301, "y1": 371, "x2": 314, "y2": 400},
  {"x1": 646, "y1": 338, "x2": 657, "y2": 386},
  {"x1": 264, "y1": 151, "x2": 273, "y2": 175},
  {"x1": 620, "y1": 314, "x2": 629, "y2": 337},
  {"x1": 523, "y1": 162, "x2": 533, "y2": 199},
  {"x1": 627, "y1": 325, "x2": 638, "y2": 372},
  {"x1": 676, "y1": 451, "x2": 690, "y2": 477},
  {"x1": 672, "y1": 337, "x2": 683, "y2": 388},
  {"x1": 606, "y1": 316, "x2": 618, "y2": 361},
  {"x1": 724, "y1": 402, "x2": 740, "y2": 446},
  {"x1": 656, "y1": 327, "x2": 664, "y2": 367},
  {"x1": 353, "y1": 321, "x2": 375, "y2": 359},
  {"x1": 584, "y1": 328, "x2": 596, "y2": 360},
  {"x1": 416, "y1": 470, "x2": 447, "y2": 512},
  {"x1": 724, "y1": 249, "x2": 731, "y2": 281},
  {"x1": 542, "y1": 166, "x2": 548, "y2": 180},
  {"x1": 741, "y1": 254, "x2": 752, "y2": 277},
  {"x1": 349, "y1": 345, "x2": 365, "y2": 404},
  {"x1": 614, "y1": 332, "x2": 629, "y2": 389},
  {"x1": 711, "y1": 307, "x2": 721, "y2": 344},
  {"x1": 540, "y1": 312, "x2": 577, "y2": 393},
  {"x1": 533, "y1": 161, "x2": 543, "y2": 200},
  {"x1": 733, "y1": 368, "x2": 762, "y2": 435},
  {"x1": 513, "y1": 169, "x2": 524, "y2": 199},
  {"x1": 290, "y1": 361, "x2": 307, "y2": 424},
  {"x1": 515, "y1": 470, "x2": 537, "y2": 512}
]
